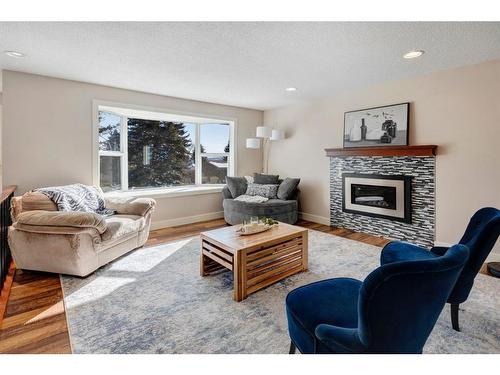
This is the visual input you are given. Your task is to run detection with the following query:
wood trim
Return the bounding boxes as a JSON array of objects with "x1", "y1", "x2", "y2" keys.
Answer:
[
  {"x1": 202, "y1": 249, "x2": 232, "y2": 270},
  {"x1": 246, "y1": 265, "x2": 304, "y2": 295},
  {"x1": 247, "y1": 258, "x2": 303, "y2": 286},
  {"x1": 246, "y1": 244, "x2": 301, "y2": 268},
  {"x1": 0, "y1": 261, "x2": 15, "y2": 327},
  {"x1": 302, "y1": 230, "x2": 308, "y2": 271},
  {"x1": 242, "y1": 231, "x2": 307, "y2": 253},
  {"x1": 247, "y1": 253, "x2": 302, "y2": 278},
  {"x1": 233, "y1": 250, "x2": 244, "y2": 301},
  {"x1": 202, "y1": 242, "x2": 233, "y2": 262},
  {"x1": 246, "y1": 238, "x2": 302, "y2": 262},
  {"x1": 325, "y1": 145, "x2": 437, "y2": 157},
  {"x1": 1, "y1": 185, "x2": 16, "y2": 204},
  {"x1": 1, "y1": 186, "x2": 17, "y2": 326}
]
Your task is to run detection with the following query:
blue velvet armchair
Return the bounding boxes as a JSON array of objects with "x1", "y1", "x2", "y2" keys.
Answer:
[
  {"x1": 286, "y1": 244, "x2": 469, "y2": 354},
  {"x1": 380, "y1": 207, "x2": 500, "y2": 331}
]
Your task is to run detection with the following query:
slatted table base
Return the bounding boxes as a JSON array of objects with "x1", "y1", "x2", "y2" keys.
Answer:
[{"x1": 200, "y1": 231, "x2": 308, "y2": 301}]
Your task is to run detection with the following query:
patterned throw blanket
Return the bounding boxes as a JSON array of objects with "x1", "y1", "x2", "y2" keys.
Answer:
[
  {"x1": 36, "y1": 184, "x2": 115, "y2": 216},
  {"x1": 234, "y1": 195, "x2": 269, "y2": 203}
]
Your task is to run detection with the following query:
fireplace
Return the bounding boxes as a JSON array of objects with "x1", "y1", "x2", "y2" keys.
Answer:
[{"x1": 342, "y1": 173, "x2": 412, "y2": 223}]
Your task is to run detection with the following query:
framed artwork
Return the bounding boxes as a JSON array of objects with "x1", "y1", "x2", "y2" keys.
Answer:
[{"x1": 343, "y1": 102, "x2": 409, "y2": 148}]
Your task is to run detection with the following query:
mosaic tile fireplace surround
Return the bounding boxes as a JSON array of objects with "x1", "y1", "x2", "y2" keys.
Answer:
[{"x1": 328, "y1": 147, "x2": 436, "y2": 248}]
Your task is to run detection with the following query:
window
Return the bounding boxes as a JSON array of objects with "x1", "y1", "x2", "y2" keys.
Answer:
[
  {"x1": 96, "y1": 105, "x2": 234, "y2": 193},
  {"x1": 199, "y1": 123, "x2": 230, "y2": 184},
  {"x1": 98, "y1": 111, "x2": 125, "y2": 191}
]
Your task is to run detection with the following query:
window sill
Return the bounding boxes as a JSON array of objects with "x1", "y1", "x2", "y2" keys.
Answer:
[{"x1": 104, "y1": 185, "x2": 224, "y2": 199}]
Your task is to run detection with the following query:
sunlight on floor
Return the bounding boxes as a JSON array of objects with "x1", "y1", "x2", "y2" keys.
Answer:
[
  {"x1": 25, "y1": 301, "x2": 65, "y2": 325},
  {"x1": 108, "y1": 238, "x2": 192, "y2": 273},
  {"x1": 64, "y1": 239, "x2": 192, "y2": 309},
  {"x1": 64, "y1": 276, "x2": 136, "y2": 309}
]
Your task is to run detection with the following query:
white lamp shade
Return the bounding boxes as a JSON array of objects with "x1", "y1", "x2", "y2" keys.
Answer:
[
  {"x1": 256, "y1": 126, "x2": 272, "y2": 138},
  {"x1": 246, "y1": 138, "x2": 261, "y2": 149},
  {"x1": 270, "y1": 129, "x2": 285, "y2": 141}
]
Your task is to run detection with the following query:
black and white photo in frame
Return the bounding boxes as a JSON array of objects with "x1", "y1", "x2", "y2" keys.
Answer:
[{"x1": 343, "y1": 102, "x2": 409, "y2": 148}]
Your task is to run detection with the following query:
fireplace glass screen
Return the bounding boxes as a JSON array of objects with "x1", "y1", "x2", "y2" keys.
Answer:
[{"x1": 351, "y1": 184, "x2": 396, "y2": 210}]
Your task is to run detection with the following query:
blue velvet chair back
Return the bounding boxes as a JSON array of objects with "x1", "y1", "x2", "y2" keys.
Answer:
[
  {"x1": 357, "y1": 244, "x2": 469, "y2": 353},
  {"x1": 449, "y1": 207, "x2": 500, "y2": 303}
]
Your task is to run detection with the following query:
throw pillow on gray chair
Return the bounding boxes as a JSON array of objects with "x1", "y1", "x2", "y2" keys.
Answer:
[
  {"x1": 225, "y1": 176, "x2": 248, "y2": 198},
  {"x1": 277, "y1": 178, "x2": 301, "y2": 200},
  {"x1": 254, "y1": 173, "x2": 280, "y2": 185},
  {"x1": 245, "y1": 183, "x2": 279, "y2": 199}
]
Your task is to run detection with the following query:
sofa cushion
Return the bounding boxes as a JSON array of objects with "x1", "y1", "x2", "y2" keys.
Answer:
[
  {"x1": 101, "y1": 214, "x2": 145, "y2": 242},
  {"x1": 104, "y1": 196, "x2": 156, "y2": 216},
  {"x1": 245, "y1": 183, "x2": 279, "y2": 199},
  {"x1": 254, "y1": 173, "x2": 279, "y2": 184},
  {"x1": 277, "y1": 178, "x2": 301, "y2": 200},
  {"x1": 225, "y1": 176, "x2": 248, "y2": 198},
  {"x1": 16, "y1": 210, "x2": 107, "y2": 234},
  {"x1": 21, "y1": 191, "x2": 58, "y2": 212}
]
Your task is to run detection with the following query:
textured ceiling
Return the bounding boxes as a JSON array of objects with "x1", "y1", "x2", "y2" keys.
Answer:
[{"x1": 0, "y1": 22, "x2": 499, "y2": 110}]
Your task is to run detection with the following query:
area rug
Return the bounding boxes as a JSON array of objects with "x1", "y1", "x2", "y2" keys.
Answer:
[{"x1": 61, "y1": 230, "x2": 500, "y2": 354}]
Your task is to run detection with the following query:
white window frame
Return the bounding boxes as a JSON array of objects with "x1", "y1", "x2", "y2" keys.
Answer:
[
  {"x1": 92, "y1": 100, "x2": 236, "y2": 194},
  {"x1": 97, "y1": 110, "x2": 128, "y2": 191}
]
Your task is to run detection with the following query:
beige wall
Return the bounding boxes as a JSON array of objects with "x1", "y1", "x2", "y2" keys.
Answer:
[
  {"x1": 0, "y1": 92, "x2": 3, "y2": 190},
  {"x1": 2, "y1": 71, "x2": 263, "y2": 226},
  {"x1": 264, "y1": 59, "x2": 500, "y2": 259}
]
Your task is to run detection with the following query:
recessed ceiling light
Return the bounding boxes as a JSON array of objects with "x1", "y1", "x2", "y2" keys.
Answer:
[
  {"x1": 285, "y1": 87, "x2": 297, "y2": 92},
  {"x1": 403, "y1": 50, "x2": 425, "y2": 59},
  {"x1": 4, "y1": 50, "x2": 25, "y2": 58}
]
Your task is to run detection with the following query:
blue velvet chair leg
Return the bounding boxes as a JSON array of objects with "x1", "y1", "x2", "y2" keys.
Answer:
[
  {"x1": 289, "y1": 341, "x2": 297, "y2": 354},
  {"x1": 451, "y1": 303, "x2": 460, "y2": 331}
]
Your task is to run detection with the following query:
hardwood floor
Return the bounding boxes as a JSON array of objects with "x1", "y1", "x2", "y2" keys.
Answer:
[
  {"x1": 0, "y1": 219, "x2": 392, "y2": 353},
  {"x1": 0, "y1": 270, "x2": 71, "y2": 353}
]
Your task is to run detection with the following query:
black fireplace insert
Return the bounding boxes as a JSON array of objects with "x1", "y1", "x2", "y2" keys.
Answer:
[
  {"x1": 351, "y1": 183, "x2": 397, "y2": 210},
  {"x1": 342, "y1": 173, "x2": 412, "y2": 223}
]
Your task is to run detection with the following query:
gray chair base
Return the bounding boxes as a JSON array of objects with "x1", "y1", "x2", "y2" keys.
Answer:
[{"x1": 223, "y1": 198, "x2": 298, "y2": 225}]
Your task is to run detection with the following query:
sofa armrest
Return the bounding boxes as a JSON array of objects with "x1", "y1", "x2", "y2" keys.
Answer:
[
  {"x1": 15, "y1": 210, "x2": 107, "y2": 234},
  {"x1": 104, "y1": 196, "x2": 156, "y2": 216},
  {"x1": 287, "y1": 188, "x2": 300, "y2": 201},
  {"x1": 222, "y1": 186, "x2": 233, "y2": 199}
]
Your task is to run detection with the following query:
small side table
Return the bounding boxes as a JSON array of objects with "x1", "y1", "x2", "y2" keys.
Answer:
[{"x1": 487, "y1": 262, "x2": 500, "y2": 278}]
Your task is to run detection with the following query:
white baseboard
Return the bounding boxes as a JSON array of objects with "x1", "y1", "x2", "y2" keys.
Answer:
[
  {"x1": 151, "y1": 211, "x2": 330, "y2": 230},
  {"x1": 150, "y1": 211, "x2": 224, "y2": 230},
  {"x1": 299, "y1": 212, "x2": 330, "y2": 226}
]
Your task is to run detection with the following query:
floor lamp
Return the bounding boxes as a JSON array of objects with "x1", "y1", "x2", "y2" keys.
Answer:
[{"x1": 246, "y1": 126, "x2": 285, "y2": 173}]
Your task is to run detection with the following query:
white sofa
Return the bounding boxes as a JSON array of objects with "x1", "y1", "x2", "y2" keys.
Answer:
[{"x1": 8, "y1": 191, "x2": 156, "y2": 277}]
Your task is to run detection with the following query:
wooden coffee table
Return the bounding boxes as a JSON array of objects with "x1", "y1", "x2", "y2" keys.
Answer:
[{"x1": 200, "y1": 222, "x2": 308, "y2": 301}]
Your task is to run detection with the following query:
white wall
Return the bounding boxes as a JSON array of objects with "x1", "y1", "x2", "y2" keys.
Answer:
[
  {"x1": 2, "y1": 71, "x2": 263, "y2": 226},
  {"x1": 264, "y1": 60, "x2": 500, "y2": 260}
]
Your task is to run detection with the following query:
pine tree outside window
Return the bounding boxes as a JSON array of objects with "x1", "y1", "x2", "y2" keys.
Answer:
[{"x1": 96, "y1": 105, "x2": 234, "y2": 193}]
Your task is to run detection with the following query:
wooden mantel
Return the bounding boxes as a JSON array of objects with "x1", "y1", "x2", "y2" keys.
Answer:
[{"x1": 325, "y1": 145, "x2": 438, "y2": 157}]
